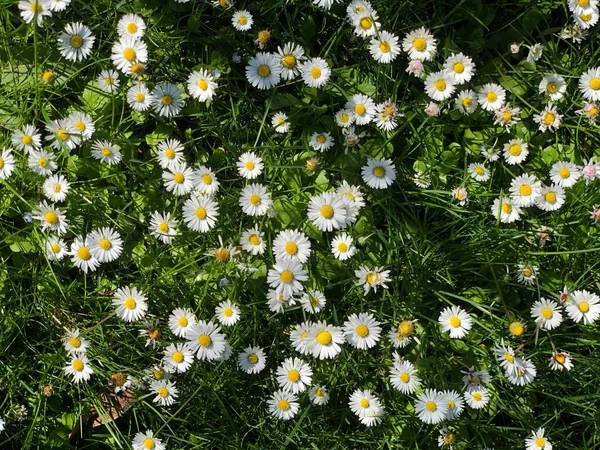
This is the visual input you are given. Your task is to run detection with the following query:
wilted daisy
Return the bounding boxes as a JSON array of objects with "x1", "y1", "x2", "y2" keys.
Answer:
[
  {"x1": 464, "y1": 387, "x2": 490, "y2": 409},
  {"x1": 415, "y1": 389, "x2": 448, "y2": 424},
  {"x1": 349, "y1": 389, "x2": 384, "y2": 426},
  {"x1": 12, "y1": 124, "x2": 41, "y2": 152},
  {"x1": 151, "y1": 380, "x2": 178, "y2": 406},
  {"x1": 58, "y1": 23, "x2": 95, "y2": 62},
  {"x1": 455, "y1": 90, "x2": 478, "y2": 115},
  {"x1": 452, "y1": 187, "x2": 468, "y2": 206},
  {"x1": 405, "y1": 59, "x2": 424, "y2": 77},
  {"x1": 232, "y1": 10, "x2": 253, "y2": 31},
  {"x1": 168, "y1": 308, "x2": 196, "y2": 337},
  {"x1": 113, "y1": 286, "x2": 148, "y2": 322},
  {"x1": 494, "y1": 104, "x2": 521, "y2": 129},
  {"x1": 590, "y1": 206, "x2": 600, "y2": 223},
  {"x1": 309, "y1": 132, "x2": 334, "y2": 152},
  {"x1": 272, "y1": 112, "x2": 290, "y2": 133},
  {"x1": 162, "y1": 343, "x2": 194, "y2": 374},
  {"x1": 45, "y1": 119, "x2": 80, "y2": 151},
  {"x1": 530, "y1": 298, "x2": 562, "y2": 330},
  {"x1": 163, "y1": 162, "x2": 194, "y2": 196},
  {"x1": 117, "y1": 14, "x2": 145, "y2": 39},
  {"x1": 91, "y1": 140, "x2": 122, "y2": 165},
  {"x1": 539, "y1": 74, "x2": 566, "y2": 101},
  {"x1": 239, "y1": 183, "x2": 273, "y2": 216},
  {"x1": 152, "y1": 82, "x2": 183, "y2": 117},
  {"x1": 549, "y1": 351, "x2": 573, "y2": 371},
  {"x1": 188, "y1": 69, "x2": 217, "y2": 102},
  {"x1": 277, "y1": 42, "x2": 305, "y2": 80},
  {"x1": 215, "y1": 300, "x2": 240, "y2": 326},
  {"x1": 478, "y1": 83, "x2": 506, "y2": 111},
  {"x1": 389, "y1": 320, "x2": 418, "y2": 348},
  {"x1": 267, "y1": 260, "x2": 308, "y2": 297},
  {"x1": 238, "y1": 346, "x2": 267, "y2": 374},
  {"x1": 346, "y1": 94, "x2": 376, "y2": 125},
  {"x1": 63, "y1": 329, "x2": 89, "y2": 355},
  {"x1": 330, "y1": 232, "x2": 355, "y2": 261},
  {"x1": 389, "y1": 359, "x2": 421, "y2": 394},
  {"x1": 276, "y1": 357, "x2": 313, "y2": 394},
  {"x1": 506, "y1": 358, "x2": 537, "y2": 386},
  {"x1": 63, "y1": 356, "x2": 93, "y2": 383},
  {"x1": 70, "y1": 236, "x2": 100, "y2": 273},
  {"x1": 240, "y1": 227, "x2": 266, "y2": 255},
  {"x1": 32, "y1": 201, "x2": 68, "y2": 234},
  {"x1": 443, "y1": 390, "x2": 465, "y2": 419},
  {"x1": 503, "y1": 139, "x2": 529, "y2": 165},
  {"x1": 374, "y1": 100, "x2": 401, "y2": 131},
  {"x1": 525, "y1": 428, "x2": 552, "y2": 450},
  {"x1": 88, "y1": 227, "x2": 123, "y2": 263},
  {"x1": 186, "y1": 320, "x2": 226, "y2": 360},
  {"x1": 342, "y1": 126, "x2": 366, "y2": 153},
  {"x1": 343, "y1": 312, "x2": 382, "y2": 350},
  {"x1": 182, "y1": 194, "x2": 219, "y2": 232},
  {"x1": 307, "y1": 192, "x2": 348, "y2": 232},
  {"x1": 19, "y1": 0, "x2": 52, "y2": 26},
  {"x1": 111, "y1": 36, "x2": 148, "y2": 73},
  {"x1": 132, "y1": 431, "x2": 165, "y2": 450},
  {"x1": 444, "y1": 52, "x2": 475, "y2": 84},
  {"x1": 526, "y1": 43, "x2": 543, "y2": 63},
  {"x1": 306, "y1": 320, "x2": 344, "y2": 360},
  {"x1": 308, "y1": 385, "x2": 329, "y2": 405},
  {"x1": 45, "y1": 235, "x2": 67, "y2": 261},
  {"x1": 246, "y1": 52, "x2": 281, "y2": 90},
  {"x1": 369, "y1": 31, "x2": 400, "y2": 63},
  {"x1": 461, "y1": 366, "x2": 491, "y2": 390},
  {"x1": 535, "y1": 185, "x2": 565, "y2": 211},
  {"x1": 268, "y1": 390, "x2": 299, "y2": 420},
  {"x1": 509, "y1": 174, "x2": 541, "y2": 207},
  {"x1": 533, "y1": 102, "x2": 561, "y2": 132},
  {"x1": 565, "y1": 289, "x2": 600, "y2": 324},
  {"x1": 402, "y1": 27, "x2": 436, "y2": 61},
  {"x1": 361, "y1": 157, "x2": 396, "y2": 189},
  {"x1": 425, "y1": 71, "x2": 456, "y2": 101},
  {"x1": 355, "y1": 265, "x2": 390, "y2": 295},
  {"x1": 97, "y1": 69, "x2": 120, "y2": 93},
  {"x1": 468, "y1": 163, "x2": 490, "y2": 182},
  {"x1": 580, "y1": 67, "x2": 600, "y2": 101},
  {"x1": 549, "y1": 161, "x2": 581, "y2": 187},
  {"x1": 267, "y1": 288, "x2": 293, "y2": 313},
  {"x1": 299, "y1": 57, "x2": 331, "y2": 88},
  {"x1": 126, "y1": 83, "x2": 153, "y2": 111}
]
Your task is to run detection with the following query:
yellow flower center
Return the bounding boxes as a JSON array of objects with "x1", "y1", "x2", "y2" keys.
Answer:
[
  {"x1": 339, "y1": 113, "x2": 350, "y2": 123},
  {"x1": 157, "y1": 222, "x2": 169, "y2": 233},
  {"x1": 69, "y1": 337, "x2": 81, "y2": 348},
  {"x1": 101, "y1": 147, "x2": 113, "y2": 156},
  {"x1": 472, "y1": 392, "x2": 482, "y2": 401},
  {"x1": 579, "y1": 0, "x2": 589, "y2": 5},
  {"x1": 22, "y1": 135, "x2": 33, "y2": 145},
  {"x1": 509, "y1": 144, "x2": 522, "y2": 156},
  {"x1": 579, "y1": 301, "x2": 590, "y2": 313},
  {"x1": 522, "y1": 267, "x2": 532, "y2": 277},
  {"x1": 306, "y1": 159, "x2": 318, "y2": 172},
  {"x1": 360, "y1": 399, "x2": 370, "y2": 408},
  {"x1": 580, "y1": 13, "x2": 592, "y2": 22},
  {"x1": 536, "y1": 438, "x2": 546, "y2": 447},
  {"x1": 280, "y1": 270, "x2": 294, "y2": 283},
  {"x1": 502, "y1": 110, "x2": 512, "y2": 121},
  {"x1": 153, "y1": 369, "x2": 164, "y2": 380},
  {"x1": 143, "y1": 438, "x2": 155, "y2": 449},
  {"x1": 413, "y1": 37, "x2": 426, "y2": 51},
  {"x1": 195, "y1": 207, "x2": 207, "y2": 219},
  {"x1": 130, "y1": 63, "x2": 144, "y2": 74},
  {"x1": 161, "y1": 95, "x2": 173, "y2": 105},
  {"x1": 462, "y1": 97, "x2": 472, "y2": 107},
  {"x1": 198, "y1": 334, "x2": 212, "y2": 347},
  {"x1": 554, "y1": 354, "x2": 566, "y2": 364},
  {"x1": 172, "y1": 351, "x2": 184, "y2": 363},
  {"x1": 77, "y1": 247, "x2": 91, "y2": 260},
  {"x1": 373, "y1": 166, "x2": 385, "y2": 177},
  {"x1": 435, "y1": 79, "x2": 446, "y2": 91},
  {"x1": 367, "y1": 273, "x2": 379, "y2": 285},
  {"x1": 337, "y1": 242, "x2": 348, "y2": 253},
  {"x1": 278, "y1": 399, "x2": 290, "y2": 411},
  {"x1": 360, "y1": 17, "x2": 372, "y2": 30},
  {"x1": 70, "y1": 35, "x2": 83, "y2": 48},
  {"x1": 509, "y1": 322, "x2": 524, "y2": 336},
  {"x1": 545, "y1": 192, "x2": 556, "y2": 203},
  {"x1": 57, "y1": 129, "x2": 69, "y2": 141},
  {"x1": 400, "y1": 373, "x2": 410, "y2": 383},
  {"x1": 285, "y1": 242, "x2": 298, "y2": 255},
  {"x1": 320, "y1": 205, "x2": 334, "y2": 219},
  {"x1": 249, "y1": 234, "x2": 261, "y2": 245},
  {"x1": 44, "y1": 211, "x2": 58, "y2": 224},
  {"x1": 425, "y1": 401, "x2": 437, "y2": 412},
  {"x1": 316, "y1": 135, "x2": 326, "y2": 144},
  {"x1": 453, "y1": 62, "x2": 465, "y2": 73},
  {"x1": 315, "y1": 389, "x2": 325, "y2": 397},
  {"x1": 249, "y1": 194, "x2": 261, "y2": 206},
  {"x1": 99, "y1": 239, "x2": 111, "y2": 250},
  {"x1": 547, "y1": 82, "x2": 558, "y2": 93},
  {"x1": 474, "y1": 167, "x2": 484, "y2": 175},
  {"x1": 202, "y1": 174, "x2": 213, "y2": 185},
  {"x1": 30, "y1": 2, "x2": 43, "y2": 13},
  {"x1": 105, "y1": 76, "x2": 115, "y2": 85},
  {"x1": 399, "y1": 321, "x2": 414, "y2": 336},
  {"x1": 502, "y1": 203, "x2": 512, "y2": 214},
  {"x1": 456, "y1": 190, "x2": 465, "y2": 200},
  {"x1": 541, "y1": 307, "x2": 553, "y2": 319},
  {"x1": 42, "y1": 71, "x2": 55, "y2": 83},
  {"x1": 247, "y1": 353, "x2": 259, "y2": 364},
  {"x1": 245, "y1": 161, "x2": 255, "y2": 170},
  {"x1": 72, "y1": 359, "x2": 84, "y2": 372},
  {"x1": 124, "y1": 298, "x2": 136, "y2": 310},
  {"x1": 355, "y1": 324, "x2": 369, "y2": 337},
  {"x1": 53, "y1": 184, "x2": 62, "y2": 193},
  {"x1": 197, "y1": 79, "x2": 209, "y2": 91},
  {"x1": 504, "y1": 353, "x2": 514, "y2": 363},
  {"x1": 135, "y1": 93, "x2": 145, "y2": 102},
  {"x1": 589, "y1": 106, "x2": 599, "y2": 116},
  {"x1": 164, "y1": 148, "x2": 175, "y2": 159},
  {"x1": 258, "y1": 65, "x2": 271, "y2": 78},
  {"x1": 238, "y1": 16, "x2": 247, "y2": 25},
  {"x1": 559, "y1": 168, "x2": 570, "y2": 178},
  {"x1": 379, "y1": 42, "x2": 391, "y2": 53},
  {"x1": 287, "y1": 369, "x2": 300, "y2": 382},
  {"x1": 354, "y1": 104, "x2": 366, "y2": 115},
  {"x1": 39, "y1": 158, "x2": 48, "y2": 167},
  {"x1": 173, "y1": 173, "x2": 184, "y2": 184},
  {"x1": 543, "y1": 112, "x2": 555, "y2": 125},
  {"x1": 123, "y1": 48, "x2": 136, "y2": 62},
  {"x1": 519, "y1": 185, "x2": 532, "y2": 196},
  {"x1": 486, "y1": 91, "x2": 497, "y2": 103},
  {"x1": 178, "y1": 317, "x2": 188, "y2": 327},
  {"x1": 317, "y1": 331, "x2": 332, "y2": 345},
  {"x1": 126, "y1": 22, "x2": 138, "y2": 34},
  {"x1": 282, "y1": 55, "x2": 296, "y2": 68},
  {"x1": 157, "y1": 387, "x2": 169, "y2": 397},
  {"x1": 449, "y1": 316, "x2": 461, "y2": 328},
  {"x1": 223, "y1": 307, "x2": 233, "y2": 317},
  {"x1": 51, "y1": 243, "x2": 61, "y2": 253}
]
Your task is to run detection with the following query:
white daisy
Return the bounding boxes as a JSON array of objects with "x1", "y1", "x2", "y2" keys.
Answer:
[
  {"x1": 45, "y1": 235, "x2": 67, "y2": 261},
  {"x1": 343, "y1": 312, "x2": 382, "y2": 350},
  {"x1": 402, "y1": 27, "x2": 436, "y2": 61},
  {"x1": 533, "y1": 102, "x2": 561, "y2": 132},
  {"x1": 307, "y1": 192, "x2": 348, "y2": 232},
  {"x1": 425, "y1": 71, "x2": 456, "y2": 101},
  {"x1": 414, "y1": 389, "x2": 448, "y2": 424},
  {"x1": 455, "y1": 90, "x2": 478, "y2": 115},
  {"x1": 388, "y1": 320, "x2": 418, "y2": 348},
  {"x1": 468, "y1": 163, "x2": 490, "y2": 182},
  {"x1": 535, "y1": 185, "x2": 567, "y2": 211},
  {"x1": 273, "y1": 229, "x2": 311, "y2": 264},
  {"x1": 237, "y1": 152, "x2": 264, "y2": 179},
  {"x1": 309, "y1": 132, "x2": 335, "y2": 152},
  {"x1": 503, "y1": 138, "x2": 529, "y2": 165},
  {"x1": 63, "y1": 328, "x2": 90, "y2": 355},
  {"x1": 345, "y1": 94, "x2": 376, "y2": 125},
  {"x1": 574, "y1": 8, "x2": 600, "y2": 29},
  {"x1": 32, "y1": 201, "x2": 68, "y2": 234},
  {"x1": 464, "y1": 387, "x2": 490, "y2": 409},
  {"x1": 579, "y1": 67, "x2": 600, "y2": 101},
  {"x1": 271, "y1": 112, "x2": 290, "y2": 133},
  {"x1": 19, "y1": 0, "x2": 52, "y2": 26},
  {"x1": 335, "y1": 109, "x2": 355, "y2": 128},
  {"x1": 192, "y1": 165, "x2": 220, "y2": 196},
  {"x1": 290, "y1": 321, "x2": 314, "y2": 355},
  {"x1": 45, "y1": 119, "x2": 80, "y2": 150},
  {"x1": 97, "y1": 69, "x2": 120, "y2": 93},
  {"x1": 299, "y1": 57, "x2": 331, "y2": 88},
  {"x1": 565, "y1": 289, "x2": 600, "y2": 324},
  {"x1": 444, "y1": 52, "x2": 475, "y2": 84},
  {"x1": 355, "y1": 265, "x2": 391, "y2": 295},
  {"x1": 151, "y1": 82, "x2": 183, "y2": 117},
  {"x1": 246, "y1": 52, "x2": 281, "y2": 90},
  {"x1": 188, "y1": 69, "x2": 217, "y2": 102},
  {"x1": 117, "y1": 14, "x2": 146, "y2": 39},
  {"x1": 548, "y1": 351, "x2": 573, "y2": 371},
  {"x1": 526, "y1": 43, "x2": 543, "y2": 63},
  {"x1": 300, "y1": 290, "x2": 326, "y2": 313},
  {"x1": 349, "y1": 389, "x2": 384, "y2": 426},
  {"x1": 69, "y1": 236, "x2": 100, "y2": 273},
  {"x1": 11, "y1": 124, "x2": 42, "y2": 152},
  {"x1": 268, "y1": 390, "x2": 299, "y2": 420},
  {"x1": 389, "y1": 359, "x2": 421, "y2": 394},
  {"x1": 111, "y1": 36, "x2": 148, "y2": 73},
  {"x1": 509, "y1": 173, "x2": 541, "y2": 207},
  {"x1": 352, "y1": 10, "x2": 380, "y2": 38},
  {"x1": 163, "y1": 343, "x2": 194, "y2": 373},
  {"x1": 131, "y1": 431, "x2": 165, "y2": 450},
  {"x1": 331, "y1": 232, "x2": 355, "y2": 260},
  {"x1": 374, "y1": 100, "x2": 402, "y2": 131},
  {"x1": 539, "y1": 74, "x2": 566, "y2": 101},
  {"x1": 87, "y1": 227, "x2": 123, "y2": 263},
  {"x1": 28, "y1": 149, "x2": 57, "y2": 176},
  {"x1": 452, "y1": 187, "x2": 468, "y2": 206},
  {"x1": 309, "y1": 385, "x2": 329, "y2": 405},
  {"x1": 155, "y1": 138, "x2": 184, "y2": 169},
  {"x1": 149, "y1": 211, "x2": 177, "y2": 244},
  {"x1": 438, "y1": 306, "x2": 472, "y2": 339},
  {"x1": 276, "y1": 357, "x2": 313, "y2": 394},
  {"x1": 478, "y1": 83, "x2": 506, "y2": 111},
  {"x1": 127, "y1": 83, "x2": 154, "y2": 111},
  {"x1": 41, "y1": 175, "x2": 69, "y2": 203},
  {"x1": 443, "y1": 390, "x2": 465, "y2": 419},
  {"x1": 369, "y1": 31, "x2": 400, "y2": 63},
  {"x1": 150, "y1": 380, "x2": 178, "y2": 406},
  {"x1": 277, "y1": 42, "x2": 306, "y2": 80},
  {"x1": 494, "y1": 104, "x2": 521, "y2": 130},
  {"x1": 63, "y1": 356, "x2": 94, "y2": 383},
  {"x1": 492, "y1": 197, "x2": 522, "y2": 223},
  {"x1": 91, "y1": 140, "x2": 122, "y2": 165},
  {"x1": 163, "y1": 162, "x2": 194, "y2": 196},
  {"x1": 182, "y1": 194, "x2": 219, "y2": 232},
  {"x1": 505, "y1": 358, "x2": 537, "y2": 386},
  {"x1": 240, "y1": 227, "x2": 266, "y2": 255},
  {"x1": 549, "y1": 161, "x2": 581, "y2": 187},
  {"x1": 113, "y1": 286, "x2": 148, "y2": 322},
  {"x1": 232, "y1": 10, "x2": 253, "y2": 31},
  {"x1": 186, "y1": 320, "x2": 227, "y2": 360},
  {"x1": 306, "y1": 320, "x2": 344, "y2": 360},
  {"x1": 525, "y1": 428, "x2": 552, "y2": 450},
  {"x1": 58, "y1": 22, "x2": 95, "y2": 62},
  {"x1": 168, "y1": 308, "x2": 196, "y2": 337},
  {"x1": 266, "y1": 288, "x2": 292, "y2": 314},
  {"x1": 67, "y1": 112, "x2": 94, "y2": 141},
  {"x1": 267, "y1": 259, "x2": 308, "y2": 297},
  {"x1": 215, "y1": 300, "x2": 240, "y2": 326},
  {"x1": 238, "y1": 346, "x2": 267, "y2": 374},
  {"x1": 361, "y1": 157, "x2": 396, "y2": 189},
  {"x1": 239, "y1": 183, "x2": 273, "y2": 216}
]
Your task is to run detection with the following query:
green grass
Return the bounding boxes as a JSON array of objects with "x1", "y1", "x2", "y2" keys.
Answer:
[{"x1": 1, "y1": 0, "x2": 600, "y2": 448}]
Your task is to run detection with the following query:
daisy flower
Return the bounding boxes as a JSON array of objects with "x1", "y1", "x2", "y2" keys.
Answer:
[
  {"x1": 313, "y1": 0, "x2": 342, "y2": 9},
  {"x1": 240, "y1": 227, "x2": 266, "y2": 255},
  {"x1": 389, "y1": 359, "x2": 421, "y2": 394},
  {"x1": 405, "y1": 59, "x2": 424, "y2": 76},
  {"x1": 361, "y1": 157, "x2": 396, "y2": 189},
  {"x1": 309, "y1": 385, "x2": 329, "y2": 405},
  {"x1": 331, "y1": 232, "x2": 355, "y2": 260},
  {"x1": 464, "y1": 387, "x2": 490, "y2": 409},
  {"x1": 343, "y1": 312, "x2": 382, "y2": 350},
  {"x1": 352, "y1": 10, "x2": 380, "y2": 38},
  {"x1": 267, "y1": 289, "x2": 292, "y2": 313},
  {"x1": 299, "y1": 290, "x2": 326, "y2": 313},
  {"x1": 268, "y1": 390, "x2": 299, "y2": 420},
  {"x1": 151, "y1": 380, "x2": 178, "y2": 406},
  {"x1": 19, "y1": 0, "x2": 52, "y2": 26},
  {"x1": 151, "y1": 82, "x2": 183, "y2": 117},
  {"x1": 346, "y1": 0, "x2": 373, "y2": 20},
  {"x1": 527, "y1": 43, "x2": 543, "y2": 63},
  {"x1": 439, "y1": 306, "x2": 472, "y2": 339},
  {"x1": 505, "y1": 358, "x2": 537, "y2": 386},
  {"x1": 45, "y1": 235, "x2": 67, "y2": 261},
  {"x1": 509, "y1": 173, "x2": 541, "y2": 207},
  {"x1": 132, "y1": 431, "x2": 165, "y2": 450},
  {"x1": 581, "y1": 158, "x2": 600, "y2": 183},
  {"x1": 188, "y1": 69, "x2": 217, "y2": 102},
  {"x1": 163, "y1": 162, "x2": 194, "y2": 196},
  {"x1": 580, "y1": 67, "x2": 600, "y2": 101},
  {"x1": 182, "y1": 194, "x2": 219, "y2": 232},
  {"x1": 232, "y1": 10, "x2": 253, "y2": 31},
  {"x1": 69, "y1": 236, "x2": 100, "y2": 273},
  {"x1": 306, "y1": 320, "x2": 344, "y2": 360},
  {"x1": 539, "y1": 74, "x2": 566, "y2": 101},
  {"x1": 149, "y1": 211, "x2": 177, "y2": 244},
  {"x1": 192, "y1": 166, "x2": 220, "y2": 196},
  {"x1": 155, "y1": 138, "x2": 184, "y2": 169},
  {"x1": 45, "y1": 119, "x2": 80, "y2": 150},
  {"x1": 272, "y1": 112, "x2": 290, "y2": 133},
  {"x1": 237, "y1": 152, "x2": 264, "y2": 179},
  {"x1": 346, "y1": 94, "x2": 376, "y2": 125},
  {"x1": 97, "y1": 69, "x2": 120, "y2": 93},
  {"x1": 299, "y1": 57, "x2": 331, "y2": 88},
  {"x1": 113, "y1": 286, "x2": 148, "y2": 322},
  {"x1": 307, "y1": 192, "x2": 348, "y2": 232},
  {"x1": 238, "y1": 346, "x2": 267, "y2": 374},
  {"x1": 67, "y1": 112, "x2": 94, "y2": 141},
  {"x1": 239, "y1": 183, "x2": 273, "y2": 216},
  {"x1": 349, "y1": 389, "x2": 384, "y2": 426},
  {"x1": 525, "y1": 428, "x2": 552, "y2": 450},
  {"x1": 186, "y1": 320, "x2": 227, "y2": 360},
  {"x1": 127, "y1": 83, "x2": 154, "y2": 111},
  {"x1": 91, "y1": 140, "x2": 122, "y2": 165},
  {"x1": 402, "y1": 27, "x2": 436, "y2": 61},
  {"x1": 503, "y1": 138, "x2": 529, "y2": 165},
  {"x1": 117, "y1": 14, "x2": 146, "y2": 39},
  {"x1": 455, "y1": 90, "x2": 478, "y2": 115},
  {"x1": 246, "y1": 52, "x2": 281, "y2": 90},
  {"x1": 168, "y1": 308, "x2": 196, "y2": 337},
  {"x1": 494, "y1": 104, "x2": 521, "y2": 129},
  {"x1": 58, "y1": 22, "x2": 95, "y2": 62},
  {"x1": 516, "y1": 264, "x2": 537, "y2": 286},
  {"x1": 565, "y1": 289, "x2": 600, "y2": 324},
  {"x1": 355, "y1": 265, "x2": 390, "y2": 295},
  {"x1": 468, "y1": 163, "x2": 490, "y2": 182},
  {"x1": 215, "y1": 300, "x2": 240, "y2": 326},
  {"x1": 389, "y1": 320, "x2": 418, "y2": 348},
  {"x1": 452, "y1": 187, "x2": 468, "y2": 206},
  {"x1": 163, "y1": 343, "x2": 194, "y2": 373},
  {"x1": 63, "y1": 328, "x2": 89, "y2": 355},
  {"x1": 88, "y1": 227, "x2": 123, "y2": 263},
  {"x1": 11, "y1": 124, "x2": 42, "y2": 152},
  {"x1": 32, "y1": 201, "x2": 68, "y2": 234},
  {"x1": 309, "y1": 132, "x2": 335, "y2": 152},
  {"x1": 43, "y1": 173, "x2": 70, "y2": 202},
  {"x1": 461, "y1": 366, "x2": 491, "y2": 390},
  {"x1": 277, "y1": 42, "x2": 305, "y2": 80},
  {"x1": 267, "y1": 260, "x2": 308, "y2": 297},
  {"x1": 573, "y1": 8, "x2": 600, "y2": 29},
  {"x1": 535, "y1": 185, "x2": 565, "y2": 211},
  {"x1": 533, "y1": 102, "x2": 561, "y2": 132},
  {"x1": 369, "y1": 31, "x2": 400, "y2": 63},
  {"x1": 290, "y1": 321, "x2": 313, "y2": 355},
  {"x1": 276, "y1": 357, "x2": 313, "y2": 394},
  {"x1": 443, "y1": 390, "x2": 465, "y2": 419},
  {"x1": 425, "y1": 71, "x2": 456, "y2": 101},
  {"x1": 549, "y1": 161, "x2": 581, "y2": 187},
  {"x1": 548, "y1": 351, "x2": 573, "y2": 371},
  {"x1": 478, "y1": 83, "x2": 506, "y2": 111},
  {"x1": 63, "y1": 356, "x2": 93, "y2": 383},
  {"x1": 444, "y1": 52, "x2": 475, "y2": 84},
  {"x1": 414, "y1": 389, "x2": 448, "y2": 424},
  {"x1": 530, "y1": 298, "x2": 563, "y2": 330},
  {"x1": 111, "y1": 36, "x2": 148, "y2": 73},
  {"x1": 374, "y1": 100, "x2": 402, "y2": 131},
  {"x1": 273, "y1": 229, "x2": 311, "y2": 264}
]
